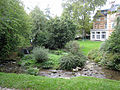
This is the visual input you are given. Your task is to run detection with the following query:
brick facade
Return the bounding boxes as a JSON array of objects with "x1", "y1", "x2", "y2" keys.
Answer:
[{"x1": 90, "y1": 9, "x2": 116, "y2": 41}]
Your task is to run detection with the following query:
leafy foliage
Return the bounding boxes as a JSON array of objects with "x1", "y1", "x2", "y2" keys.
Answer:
[
  {"x1": 18, "y1": 54, "x2": 36, "y2": 67},
  {"x1": 33, "y1": 16, "x2": 76, "y2": 49},
  {"x1": 26, "y1": 67, "x2": 39, "y2": 76},
  {"x1": 32, "y1": 47, "x2": 49, "y2": 62},
  {"x1": 33, "y1": 31, "x2": 50, "y2": 47},
  {"x1": 65, "y1": 41, "x2": 80, "y2": 54},
  {"x1": 101, "y1": 53, "x2": 120, "y2": 71},
  {"x1": 30, "y1": 6, "x2": 47, "y2": 37},
  {"x1": 48, "y1": 17, "x2": 76, "y2": 49},
  {"x1": 0, "y1": 0, "x2": 31, "y2": 59},
  {"x1": 59, "y1": 53, "x2": 87, "y2": 70},
  {"x1": 59, "y1": 41, "x2": 87, "y2": 70},
  {"x1": 88, "y1": 49, "x2": 104, "y2": 63}
]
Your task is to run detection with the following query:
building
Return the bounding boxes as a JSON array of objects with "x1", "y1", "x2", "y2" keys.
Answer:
[{"x1": 90, "y1": 4, "x2": 120, "y2": 41}]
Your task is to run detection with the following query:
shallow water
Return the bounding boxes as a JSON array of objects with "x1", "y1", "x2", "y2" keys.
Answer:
[
  {"x1": 0, "y1": 60, "x2": 120, "y2": 80},
  {"x1": 39, "y1": 61, "x2": 120, "y2": 80}
]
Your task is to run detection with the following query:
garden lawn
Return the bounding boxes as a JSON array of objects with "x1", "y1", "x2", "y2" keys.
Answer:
[
  {"x1": 77, "y1": 40, "x2": 103, "y2": 55},
  {"x1": 0, "y1": 72, "x2": 120, "y2": 90}
]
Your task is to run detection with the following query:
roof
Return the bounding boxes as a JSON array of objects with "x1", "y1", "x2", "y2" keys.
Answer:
[{"x1": 94, "y1": 4, "x2": 120, "y2": 18}]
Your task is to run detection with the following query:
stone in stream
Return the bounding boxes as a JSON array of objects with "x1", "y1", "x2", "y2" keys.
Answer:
[
  {"x1": 72, "y1": 67, "x2": 82, "y2": 72},
  {"x1": 51, "y1": 70, "x2": 57, "y2": 73}
]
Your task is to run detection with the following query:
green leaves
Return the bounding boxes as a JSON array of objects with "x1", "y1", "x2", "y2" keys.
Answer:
[{"x1": 0, "y1": 0, "x2": 31, "y2": 59}]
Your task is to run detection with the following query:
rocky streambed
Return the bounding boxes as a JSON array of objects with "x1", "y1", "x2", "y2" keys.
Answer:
[
  {"x1": 39, "y1": 60, "x2": 120, "y2": 80},
  {"x1": 0, "y1": 60, "x2": 120, "y2": 80}
]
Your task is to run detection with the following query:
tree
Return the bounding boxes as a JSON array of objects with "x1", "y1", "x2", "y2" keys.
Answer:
[
  {"x1": 104, "y1": 16, "x2": 120, "y2": 53},
  {"x1": 33, "y1": 17, "x2": 76, "y2": 49},
  {"x1": 0, "y1": 0, "x2": 31, "y2": 59},
  {"x1": 30, "y1": 6, "x2": 48, "y2": 37},
  {"x1": 62, "y1": 0, "x2": 107, "y2": 39},
  {"x1": 48, "y1": 17, "x2": 76, "y2": 49}
]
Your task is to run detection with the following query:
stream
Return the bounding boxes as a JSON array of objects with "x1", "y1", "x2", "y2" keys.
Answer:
[
  {"x1": 0, "y1": 60, "x2": 120, "y2": 80},
  {"x1": 39, "y1": 60, "x2": 120, "y2": 80}
]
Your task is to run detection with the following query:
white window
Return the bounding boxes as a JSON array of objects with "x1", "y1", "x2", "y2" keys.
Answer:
[
  {"x1": 92, "y1": 32, "x2": 95, "y2": 39},
  {"x1": 96, "y1": 35, "x2": 100, "y2": 39},
  {"x1": 92, "y1": 35, "x2": 95, "y2": 39},
  {"x1": 102, "y1": 32, "x2": 106, "y2": 39}
]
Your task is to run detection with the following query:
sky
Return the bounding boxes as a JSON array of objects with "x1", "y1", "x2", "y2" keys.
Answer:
[
  {"x1": 21, "y1": 0, "x2": 63, "y2": 17},
  {"x1": 21, "y1": 0, "x2": 120, "y2": 17}
]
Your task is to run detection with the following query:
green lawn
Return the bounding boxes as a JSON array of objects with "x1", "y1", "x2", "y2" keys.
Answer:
[
  {"x1": 0, "y1": 72, "x2": 120, "y2": 90},
  {"x1": 78, "y1": 40, "x2": 103, "y2": 55}
]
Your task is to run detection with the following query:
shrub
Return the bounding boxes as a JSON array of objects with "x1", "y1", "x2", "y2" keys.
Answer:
[
  {"x1": 100, "y1": 53, "x2": 120, "y2": 71},
  {"x1": 88, "y1": 49, "x2": 103, "y2": 63},
  {"x1": 99, "y1": 41, "x2": 109, "y2": 52},
  {"x1": 59, "y1": 53, "x2": 87, "y2": 70},
  {"x1": 32, "y1": 47, "x2": 48, "y2": 62},
  {"x1": 65, "y1": 41, "x2": 81, "y2": 54},
  {"x1": 18, "y1": 54, "x2": 36, "y2": 67},
  {"x1": 40, "y1": 60, "x2": 54, "y2": 69},
  {"x1": 26, "y1": 67, "x2": 39, "y2": 76},
  {"x1": 18, "y1": 51, "x2": 24, "y2": 58},
  {"x1": 21, "y1": 54, "x2": 34, "y2": 60}
]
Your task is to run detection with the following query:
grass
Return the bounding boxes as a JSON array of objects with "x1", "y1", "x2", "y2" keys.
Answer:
[
  {"x1": 48, "y1": 54, "x2": 62, "y2": 68},
  {"x1": 78, "y1": 40, "x2": 103, "y2": 55},
  {"x1": 0, "y1": 72, "x2": 120, "y2": 90}
]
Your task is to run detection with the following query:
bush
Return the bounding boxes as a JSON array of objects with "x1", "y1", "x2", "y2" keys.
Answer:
[
  {"x1": 26, "y1": 67, "x2": 39, "y2": 76},
  {"x1": 100, "y1": 53, "x2": 120, "y2": 71},
  {"x1": 18, "y1": 54, "x2": 36, "y2": 67},
  {"x1": 65, "y1": 41, "x2": 81, "y2": 54},
  {"x1": 32, "y1": 47, "x2": 48, "y2": 62},
  {"x1": 99, "y1": 41, "x2": 109, "y2": 52},
  {"x1": 40, "y1": 60, "x2": 54, "y2": 69},
  {"x1": 59, "y1": 53, "x2": 87, "y2": 70},
  {"x1": 88, "y1": 49, "x2": 103, "y2": 63}
]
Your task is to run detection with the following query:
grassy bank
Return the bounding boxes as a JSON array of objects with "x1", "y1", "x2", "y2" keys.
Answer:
[
  {"x1": 78, "y1": 40, "x2": 102, "y2": 55},
  {"x1": 0, "y1": 72, "x2": 120, "y2": 90}
]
